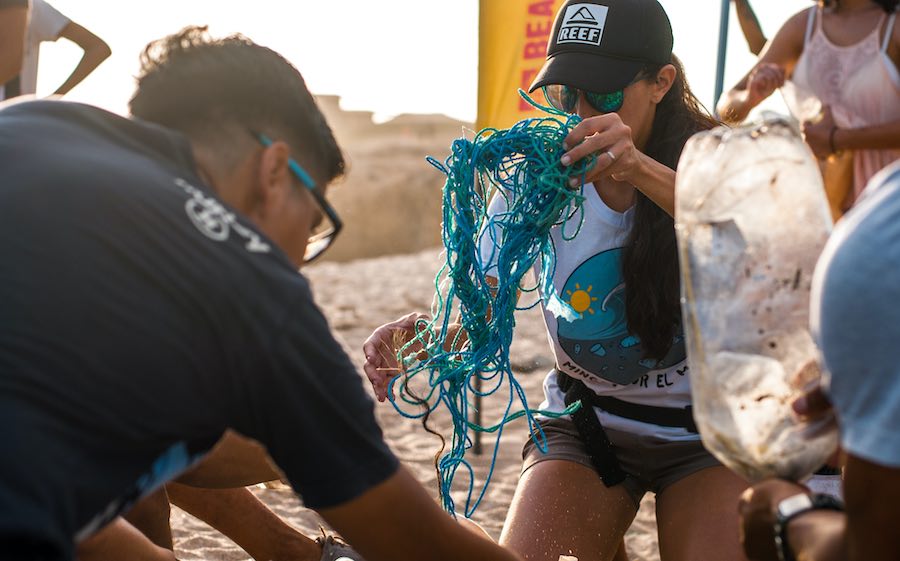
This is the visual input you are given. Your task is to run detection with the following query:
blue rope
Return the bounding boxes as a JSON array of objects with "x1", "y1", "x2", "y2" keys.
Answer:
[{"x1": 388, "y1": 91, "x2": 593, "y2": 517}]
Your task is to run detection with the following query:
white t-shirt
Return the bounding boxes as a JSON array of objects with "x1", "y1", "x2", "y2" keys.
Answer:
[
  {"x1": 480, "y1": 185, "x2": 695, "y2": 440},
  {"x1": 0, "y1": 0, "x2": 70, "y2": 100}
]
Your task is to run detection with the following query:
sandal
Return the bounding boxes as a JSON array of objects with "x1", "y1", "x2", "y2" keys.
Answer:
[{"x1": 316, "y1": 528, "x2": 368, "y2": 561}]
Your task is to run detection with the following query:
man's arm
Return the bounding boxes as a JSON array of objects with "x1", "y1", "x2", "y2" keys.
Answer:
[
  {"x1": 739, "y1": 478, "x2": 845, "y2": 561},
  {"x1": 319, "y1": 465, "x2": 522, "y2": 561},
  {"x1": 740, "y1": 454, "x2": 900, "y2": 561},
  {"x1": 769, "y1": 454, "x2": 900, "y2": 561},
  {"x1": 76, "y1": 517, "x2": 177, "y2": 561},
  {"x1": 52, "y1": 20, "x2": 111, "y2": 96},
  {"x1": 172, "y1": 430, "x2": 282, "y2": 488},
  {"x1": 841, "y1": 454, "x2": 900, "y2": 560},
  {"x1": 0, "y1": 1, "x2": 27, "y2": 84}
]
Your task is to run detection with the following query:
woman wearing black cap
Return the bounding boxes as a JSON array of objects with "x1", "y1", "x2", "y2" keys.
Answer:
[{"x1": 364, "y1": 1, "x2": 748, "y2": 560}]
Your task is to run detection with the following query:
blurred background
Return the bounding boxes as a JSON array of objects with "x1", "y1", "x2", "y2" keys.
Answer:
[{"x1": 33, "y1": 0, "x2": 804, "y2": 262}]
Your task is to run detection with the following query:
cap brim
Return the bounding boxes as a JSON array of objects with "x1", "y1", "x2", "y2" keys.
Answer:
[{"x1": 529, "y1": 52, "x2": 643, "y2": 94}]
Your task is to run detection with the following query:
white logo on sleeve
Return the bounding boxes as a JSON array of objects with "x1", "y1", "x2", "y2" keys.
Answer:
[
  {"x1": 557, "y1": 3, "x2": 608, "y2": 46},
  {"x1": 175, "y1": 178, "x2": 271, "y2": 253}
]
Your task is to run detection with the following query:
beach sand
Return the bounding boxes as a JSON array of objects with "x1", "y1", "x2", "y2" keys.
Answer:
[{"x1": 172, "y1": 249, "x2": 661, "y2": 561}]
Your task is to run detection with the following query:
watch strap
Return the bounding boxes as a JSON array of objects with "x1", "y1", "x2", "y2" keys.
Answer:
[{"x1": 774, "y1": 493, "x2": 844, "y2": 561}]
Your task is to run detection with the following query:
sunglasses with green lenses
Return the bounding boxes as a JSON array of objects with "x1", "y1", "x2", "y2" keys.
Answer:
[{"x1": 542, "y1": 84, "x2": 625, "y2": 114}]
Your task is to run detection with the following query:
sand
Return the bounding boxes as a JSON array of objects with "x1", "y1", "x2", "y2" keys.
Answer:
[{"x1": 171, "y1": 249, "x2": 661, "y2": 561}]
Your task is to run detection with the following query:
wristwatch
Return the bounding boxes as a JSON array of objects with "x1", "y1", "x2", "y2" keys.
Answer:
[{"x1": 774, "y1": 493, "x2": 845, "y2": 561}]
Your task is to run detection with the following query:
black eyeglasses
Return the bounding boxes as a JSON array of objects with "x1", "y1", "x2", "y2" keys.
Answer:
[
  {"x1": 542, "y1": 84, "x2": 625, "y2": 114},
  {"x1": 257, "y1": 133, "x2": 342, "y2": 264}
]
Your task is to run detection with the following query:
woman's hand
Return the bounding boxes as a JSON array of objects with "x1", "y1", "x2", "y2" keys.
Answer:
[
  {"x1": 746, "y1": 62, "x2": 786, "y2": 107},
  {"x1": 802, "y1": 106, "x2": 836, "y2": 159},
  {"x1": 559, "y1": 111, "x2": 677, "y2": 216},
  {"x1": 362, "y1": 312, "x2": 429, "y2": 402},
  {"x1": 560, "y1": 112, "x2": 643, "y2": 186}
]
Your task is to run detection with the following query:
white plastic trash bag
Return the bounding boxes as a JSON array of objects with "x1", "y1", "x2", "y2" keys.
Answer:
[{"x1": 675, "y1": 119, "x2": 839, "y2": 482}]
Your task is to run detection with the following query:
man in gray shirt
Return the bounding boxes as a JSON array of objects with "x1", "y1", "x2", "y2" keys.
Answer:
[{"x1": 739, "y1": 161, "x2": 900, "y2": 561}]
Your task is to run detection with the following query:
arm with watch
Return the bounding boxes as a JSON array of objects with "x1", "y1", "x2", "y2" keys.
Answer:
[{"x1": 739, "y1": 454, "x2": 900, "y2": 561}]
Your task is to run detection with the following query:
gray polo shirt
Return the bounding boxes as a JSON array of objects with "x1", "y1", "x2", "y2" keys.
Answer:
[{"x1": 812, "y1": 161, "x2": 900, "y2": 468}]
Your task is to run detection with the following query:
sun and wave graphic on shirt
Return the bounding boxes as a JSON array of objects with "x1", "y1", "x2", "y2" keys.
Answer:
[
  {"x1": 565, "y1": 282, "x2": 602, "y2": 315},
  {"x1": 556, "y1": 248, "x2": 685, "y2": 385}
]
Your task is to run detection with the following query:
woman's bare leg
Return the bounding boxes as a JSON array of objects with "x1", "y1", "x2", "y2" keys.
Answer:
[
  {"x1": 500, "y1": 460, "x2": 637, "y2": 561},
  {"x1": 655, "y1": 466, "x2": 749, "y2": 561}
]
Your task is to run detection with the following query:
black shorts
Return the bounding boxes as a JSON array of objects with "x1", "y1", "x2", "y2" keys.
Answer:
[{"x1": 522, "y1": 417, "x2": 722, "y2": 508}]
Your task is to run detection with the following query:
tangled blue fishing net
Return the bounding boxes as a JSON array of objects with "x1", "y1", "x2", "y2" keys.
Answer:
[{"x1": 388, "y1": 92, "x2": 595, "y2": 516}]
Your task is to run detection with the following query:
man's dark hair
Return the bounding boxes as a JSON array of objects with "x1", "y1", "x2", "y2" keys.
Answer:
[{"x1": 129, "y1": 26, "x2": 344, "y2": 184}]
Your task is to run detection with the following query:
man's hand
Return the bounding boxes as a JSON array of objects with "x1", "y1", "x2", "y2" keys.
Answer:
[
  {"x1": 739, "y1": 479, "x2": 810, "y2": 561},
  {"x1": 362, "y1": 312, "x2": 429, "y2": 402},
  {"x1": 794, "y1": 383, "x2": 840, "y2": 447},
  {"x1": 793, "y1": 384, "x2": 833, "y2": 418}
]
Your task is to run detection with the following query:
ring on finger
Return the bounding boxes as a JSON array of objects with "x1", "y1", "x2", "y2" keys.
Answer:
[{"x1": 605, "y1": 150, "x2": 617, "y2": 162}]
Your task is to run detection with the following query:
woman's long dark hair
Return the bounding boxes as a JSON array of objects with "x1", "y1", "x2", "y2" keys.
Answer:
[
  {"x1": 822, "y1": 0, "x2": 899, "y2": 12},
  {"x1": 621, "y1": 55, "x2": 718, "y2": 362}
]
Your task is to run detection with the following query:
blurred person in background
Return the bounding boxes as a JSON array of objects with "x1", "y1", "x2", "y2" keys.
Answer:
[
  {"x1": 733, "y1": 0, "x2": 768, "y2": 55},
  {"x1": 0, "y1": 0, "x2": 110, "y2": 101},
  {"x1": 719, "y1": 0, "x2": 900, "y2": 220},
  {"x1": 0, "y1": 0, "x2": 27, "y2": 87}
]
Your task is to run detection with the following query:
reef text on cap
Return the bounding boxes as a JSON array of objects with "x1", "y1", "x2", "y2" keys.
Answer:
[
  {"x1": 557, "y1": 3, "x2": 609, "y2": 46},
  {"x1": 529, "y1": 0, "x2": 674, "y2": 96}
]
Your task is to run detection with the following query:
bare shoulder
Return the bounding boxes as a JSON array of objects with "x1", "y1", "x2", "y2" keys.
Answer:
[
  {"x1": 758, "y1": 7, "x2": 811, "y2": 65},
  {"x1": 780, "y1": 6, "x2": 816, "y2": 40}
]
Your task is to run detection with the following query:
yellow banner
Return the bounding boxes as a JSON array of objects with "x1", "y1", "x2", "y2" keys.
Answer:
[{"x1": 477, "y1": 0, "x2": 565, "y2": 131}]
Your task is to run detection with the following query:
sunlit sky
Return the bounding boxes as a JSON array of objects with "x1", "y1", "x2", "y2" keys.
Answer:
[{"x1": 37, "y1": 0, "x2": 807, "y2": 123}]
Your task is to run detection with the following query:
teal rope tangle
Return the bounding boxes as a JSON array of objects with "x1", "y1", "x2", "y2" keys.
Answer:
[{"x1": 387, "y1": 91, "x2": 596, "y2": 517}]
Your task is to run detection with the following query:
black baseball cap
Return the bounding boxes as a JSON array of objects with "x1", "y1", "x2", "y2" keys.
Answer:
[{"x1": 529, "y1": 0, "x2": 674, "y2": 95}]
